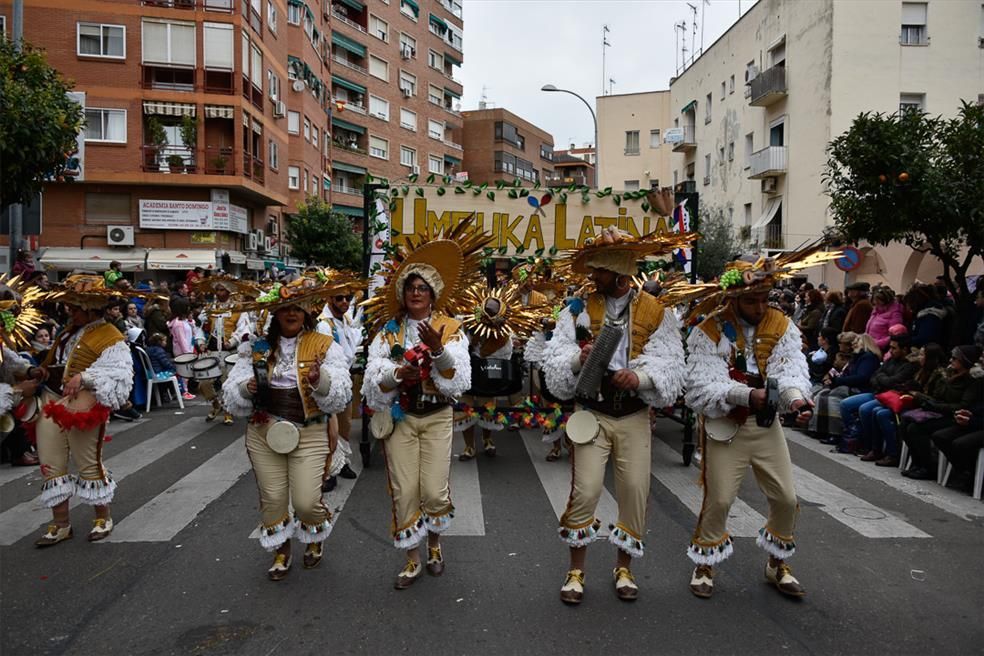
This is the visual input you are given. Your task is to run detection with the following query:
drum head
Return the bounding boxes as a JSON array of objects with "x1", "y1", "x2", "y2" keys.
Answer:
[
  {"x1": 224, "y1": 354, "x2": 238, "y2": 367},
  {"x1": 266, "y1": 420, "x2": 300, "y2": 454},
  {"x1": 0, "y1": 414, "x2": 13, "y2": 433},
  {"x1": 704, "y1": 416, "x2": 740, "y2": 442},
  {"x1": 191, "y1": 357, "x2": 222, "y2": 380},
  {"x1": 370, "y1": 411, "x2": 394, "y2": 440},
  {"x1": 174, "y1": 353, "x2": 198, "y2": 364},
  {"x1": 566, "y1": 410, "x2": 600, "y2": 445}
]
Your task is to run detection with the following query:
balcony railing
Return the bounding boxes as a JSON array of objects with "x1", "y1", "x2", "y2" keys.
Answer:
[
  {"x1": 443, "y1": 139, "x2": 462, "y2": 151},
  {"x1": 762, "y1": 222, "x2": 784, "y2": 249},
  {"x1": 333, "y1": 140, "x2": 368, "y2": 155},
  {"x1": 142, "y1": 0, "x2": 196, "y2": 8},
  {"x1": 141, "y1": 64, "x2": 197, "y2": 92},
  {"x1": 204, "y1": 146, "x2": 234, "y2": 175},
  {"x1": 141, "y1": 145, "x2": 197, "y2": 173},
  {"x1": 334, "y1": 183, "x2": 362, "y2": 196},
  {"x1": 749, "y1": 65, "x2": 787, "y2": 107},
  {"x1": 748, "y1": 145, "x2": 788, "y2": 179},
  {"x1": 332, "y1": 54, "x2": 367, "y2": 75},
  {"x1": 670, "y1": 125, "x2": 697, "y2": 153},
  {"x1": 243, "y1": 153, "x2": 264, "y2": 183},
  {"x1": 545, "y1": 174, "x2": 589, "y2": 187},
  {"x1": 332, "y1": 8, "x2": 367, "y2": 33},
  {"x1": 443, "y1": 105, "x2": 461, "y2": 118},
  {"x1": 204, "y1": 69, "x2": 234, "y2": 94}
]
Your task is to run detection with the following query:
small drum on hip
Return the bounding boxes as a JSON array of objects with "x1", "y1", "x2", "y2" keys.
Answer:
[
  {"x1": 566, "y1": 410, "x2": 600, "y2": 445},
  {"x1": 173, "y1": 353, "x2": 198, "y2": 378},
  {"x1": 224, "y1": 353, "x2": 239, "y2": 369},
  {"x1": 704, "y1": 416, "x2": 740, "y2": 443},
  {"x1": 191, "y1": 356, "x2": 223, "y2": 380},
  {"x1": 266, "y1": 420, "x2": 300, "y2": 454}
]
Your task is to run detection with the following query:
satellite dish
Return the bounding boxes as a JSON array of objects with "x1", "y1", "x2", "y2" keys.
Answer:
[{"x1": 292, "y1": 79, "x2": 306, "y2": 92}]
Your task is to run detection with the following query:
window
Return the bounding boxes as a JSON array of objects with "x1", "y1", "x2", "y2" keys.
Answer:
[
  {"x1": 267, "y1": 1, "x2": 277, "y2": 33},
  {"x1": 287, "y1": 2, "x2": 301, "y2": 25},
  {"x1": 369, "y1": 135, "x2": 389, "y2": 159},
  {"x1": 900, "y1": 93, "x2": 925, "y2": 112},
  {"x1": 250, "y1": 43, "x2": 263, "y2": 90},
  {"x1": 400, "y1": 146, "x2": 417, "y2": 168},
  {"x1": 369, "y1": 95, "x2": 389, "y2": 120},
  {"x1": 745, "y1": 59, "x2": 757, "y2": 82},
  {"x1": 705, "y1": 92, "x2": 712, "y2": 123},
  {"x1": 85, "y1": 193, "x2": 130, "y2": 225},
  {"x1": 267, "y1": 70, "x2": 280, "y2": 101},
  {"x1": 400, "y1": 0, "x2": 418, "y2": 20},
  {"x1": 649, "y1": 129, "x2": 660, "y2": 148},
  {"x1": 288, "y1": 165, "x2": 300, "y2": 189},
  {"x1": 624, "y1": 130, "x2": 640, "y2": 155},
  {"x1": 84, "y1": 108, "x2": 126, "y2": 143},
  {"x1": 428, "y1": 49, "x2": 443, "y2": 70},
  {"x1": 287, "y1": 111, "x2": 300, "y2": 134},
  {"x1": 369, "y1": 15, "x2": 388, "y2": 41},
  {"x1": 720, "y1": 81, "x2": 726, "y2": 100},
  {"x1": 540, "y1": 144, "x2": 554, "y2": 161},
  {"x1": 769, "y1": 117, "x2": 785, "y2": 147},
  {"x1": 400, "y1": 108, "x2": 417, "y2": 131},
  {"x1": 649, "y1": 179, "x2": 660, "y2": 190},
  {"x1": 400, "y1": 32, "x2": 416, "y2": 58},
  {"x1": 399, "y1": 71, "x2": 416, "y2": 97},
  {"x1": 428, "y1": 155, "x2": 444, "y2": 174},
  {"x1": 77, "y1": 23, "x2": 125, "y2": 59},
  {"x1": 369, "y1": 55, "x2": 389, "y2": 80},
  {"x1": 428, "y1": 119, "x2": 444, "y2": 140},
  {"x1": 744, "y1": 132, "x2": 754, "y2": 168},
  {"x1": 703, "y1": 153, "x2": 711, "y2": 184},
  {"x1": 494, "y1": 121, "x2": 523, "y2": 148},
  {"x1": 203, "y1": 22, "x2": 234, "y2": 70},
  {"x1": 303, "y1": 116, "x2": 311, "y2": 141},
  {"x1": 729, "y1": 75, "x2": 735, "y2": 94},
  {"x1": 727, "y1": 140, "x2": 735, "y2": 161},
  {"x1": 303, "y1": 168, "x2": 309, "y2": 193},
  {"x1": 311, "y1": 127, "x2": 318, "y2": 148},
  {"x1": 428, "y1": 84, "x2": 443, "y2": 105},
  {"x1": 901, "y1": 2, "x2": 928, "y2": 45},
  {"x1": 142, "y1": 19, "x2": 196, "y2": 66},
  {"x1": 623, "y1": 180, "x2": 640, "y2": 192},
  {"x1": 268, "y1": 139, "x2": 279, "y2": 170},
  {"x1": 744, "y1": 203, "x2": 752, "y2": 226},
  {"x1": 769, "y1": 40, "x2": 786, "y2": 67}
]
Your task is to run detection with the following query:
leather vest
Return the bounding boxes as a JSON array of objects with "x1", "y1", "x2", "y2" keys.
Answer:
[
  {"x1": 585, "y1": 291, "x2": 666, "y2": 361},
  {"x1": 266, "y1": 331, "x2": 334, "y2": 420},
  {"x1": 697, "y1": 306, "x2": 789, "y2": 375},
  {"x1": 383, "y1": 312, "x2": 461, "y2": 396}
]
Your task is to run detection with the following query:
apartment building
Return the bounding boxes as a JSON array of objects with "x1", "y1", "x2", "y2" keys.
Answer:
[
  {"x1": 595, "y1": 90, "x2": 673, "y2": 192},
  {"x1": 546, "y1": 150, "x2": 594, "y2": 189},
  {"x1": 460, "y1": 107, "x2": 553, "y2": 186},
  {"x1": 327, "y1": 0, "x2": 464, "y2": 218}
]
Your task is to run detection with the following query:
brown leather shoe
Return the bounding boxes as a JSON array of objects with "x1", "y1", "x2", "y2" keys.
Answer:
[
  {"x1": 860, "y1": 451, "x2": 881, "y2": 462},
  {"x1": 613, "y1": 567, "x2": 638, "y2": 601},
  {"x1": 545, "y1": 443, "x2": 562, "y2": 462},
  {"x1": 426, "y1": 546, "x2": 445, "y2": 576},
  {"x1": 35, "y1": 524, "x2": 72, "y2": 548},
  {"x1": 690, "y1": 565, "x2": 714, "y2": 598},
  {"x1": 267, "y1": 551, "x2": 292, "y2": 581},
  {"x1": 303, "y1": 542, "x2": 324, "y2": 569},
  {"x1": 560, "y1": 569, "x2": 585, "y2": 605},
  {"x1": 875, "y1": 455, "x2": 900, "y2": 467},
  {"x1": 394, "y1": 558, "x2": 422, "y2": 589},
  {"x1": 765, "y1": 561, "x2": 806, "y2": 598}
]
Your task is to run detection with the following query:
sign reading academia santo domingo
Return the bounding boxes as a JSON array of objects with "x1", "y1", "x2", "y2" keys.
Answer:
[{"x1": 386, "y1": 187, "x2": 677, "y2": 255}]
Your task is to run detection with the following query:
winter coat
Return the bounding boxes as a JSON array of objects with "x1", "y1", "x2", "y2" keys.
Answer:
[
  {"x1": 870, "y1": 356, "x2": 918, "y2": 392},
  {"x1": 146, "y1": 345, "x2": 175, "y2": 374},
  {"x1": 831, "y1": 351, "x2": 880, "y2": 392},
  {"x1": 843, "y1": 299, "x2": 873, "y2": 335},
  {"x1": 819, "y1": 304, "x2": 847, "y2": 333},
  {"x1": 865, "y1": 301, "x2": 904, "y2": 350},
  {"x1": 921, "y1": 368, "x2": 984, "y2": 414},
  {"x1": 910, "y1": 303, "x2": 947, "y2": 348}
]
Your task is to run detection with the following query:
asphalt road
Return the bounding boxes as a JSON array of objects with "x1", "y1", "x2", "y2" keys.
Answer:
[{"x1": 1, "y1": 402, "x2": 981, "y2": 656}]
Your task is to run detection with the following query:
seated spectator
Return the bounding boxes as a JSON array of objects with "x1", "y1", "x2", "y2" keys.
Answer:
[
  {"x1": 146, "y1": 333, "x2": 176, "y2": 378},
  {"x1": 809, "y1": 331, "x2": 859, "y2": 440},
  {"x1": 144, "y1": 298, "x2": 170, "y2": 342},
  {"x1": 843, "y1": 282, "x2": 873, "y2": 334},
  {"x1": 931, "y1": 386, "x2": 984, "y2": 490},
  {"x1": 865, "y1": 287, "x2": 904, "y2": 351},
  {"x1": 104, "y1": 260, "x2": 124, "y2": 288},
  {"x1": 904, "y1": 285, "x2": 947, "y2": 348},
  {"x1": 901, "y1": 345, "x2": 984, "y2": 480},
  {"x1": 819, "y1": 291, "x2": 846, "y2": 334},
  {"x1": 809, "y1": 327, "x2": 840, "y2": 385},
  {"x1": 797, "y1": 289, "x2": 824, "y2": 350},
  {"x1": 812, "y1": 333, "x2": 881, "y2": 444},
  {"x1": 125, "y1": 302, "x2": 144, "y2": 330}
]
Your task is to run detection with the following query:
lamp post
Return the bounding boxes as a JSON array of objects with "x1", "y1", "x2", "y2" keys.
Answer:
[{"x1": 541, "y1": 84, "x2": 599, "y2": 187}]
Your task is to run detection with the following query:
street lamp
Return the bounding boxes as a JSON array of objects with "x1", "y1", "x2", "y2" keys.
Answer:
[{"x1": 541, "y1": 84, "x2": 599, "y2": 186}]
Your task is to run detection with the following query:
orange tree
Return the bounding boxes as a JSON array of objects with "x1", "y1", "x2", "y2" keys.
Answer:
[{"x1": 283, "y1": 196, "x2": 363, "y2": 270}]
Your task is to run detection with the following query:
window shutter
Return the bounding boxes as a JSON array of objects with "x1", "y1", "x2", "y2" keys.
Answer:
[
  {"x1": 171, "y1": 23, "x2": 196, "y2": 66},
  {"x1": 204, "y1": 23, "x2": 234, "y2": 70},
  {"x1": 901, "y1": 2, "x2": 927, "y2": 25},
  {"x1": 142, "y1": 21, "x2": 168, "y2": 63}
]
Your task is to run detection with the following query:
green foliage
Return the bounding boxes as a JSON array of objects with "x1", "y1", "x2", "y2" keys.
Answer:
[
  {"x1": 823, "y1": 102, "x2": 984, "y2": 324},
  {"x1": 145, "y1": 116, "x2": 167, "y2": 147},
  {"x1": 283, "y1": 196, "x2": 364, "y2": 271},
  {"x1": 694, "y1": 206, "x2": 746, "y2": 282},
  {"x1": 179, "y1": 115, "x2": 197, "y2": 149},
  {"x1": 0, "y1": 39, "x2": 85, "y2": 209}
]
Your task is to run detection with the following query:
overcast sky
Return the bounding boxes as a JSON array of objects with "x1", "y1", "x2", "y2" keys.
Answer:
[{"x1": 458, "y1": 0, "x2": 754, "y2": 149}]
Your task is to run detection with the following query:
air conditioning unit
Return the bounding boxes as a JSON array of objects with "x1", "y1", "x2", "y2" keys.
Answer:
[
  {"x1": 264, "y1": 236, "x2": 276, "y2": 253},
  {"x1": 761, "y1": 176, "x2": 778, "y2": 194},
  {"x1": 106, "y1": 225, "x2": 134, "y2": 247},
  {"x1": 291, "y1": 79, "x2": 306, "y2": 93},
  {"x1": 411, "y1": 165, "x2": 420, "y2": 175},
  {"x1": 267, "y1": 220, "x2": 279, "y2": 236},
  {"x1": 401, "y1": 46, "x2": 414, "y2": 60},
  {"x1": 273, "y1": 101, "x2": 287, "y2": 117},
  {"x1": 247, "y1": 232, "x2": 259, "y2": 251},
  {"x1": 400, "y1": 87, "x2": 412, "y2": 98}
]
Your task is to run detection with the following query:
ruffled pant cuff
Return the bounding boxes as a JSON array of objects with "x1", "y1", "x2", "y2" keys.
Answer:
[
  {"x1": 687, "y1": 536, "x2": 734, "y2": 565},
  {"x1": 424, "y1": 508, "x2": 454, "y2": 534},
  {"x1": 393, "y1": 514, "x2": 427, "y2": 550},
  {"x1": 608, "y1": 524, "x2": 645, "y2": 558},
  {"x1": 294, "y1": 516, "x2": 333, "y2": 544},
  {"x1": 258, "y1": 515, "x2": 294, "y2": 551},
  {"x1": 558, "y1": 518, "x2": 601, "y2": 548},
  {"x1": 74, "y1": 473, "x2": 116, "y2": 506},
  {"x1": 40, "y1": 474, "x2": 75, "y2": 508},
  {"x1": 756, "y1": 526, "x2": 796, "y2": 559}
]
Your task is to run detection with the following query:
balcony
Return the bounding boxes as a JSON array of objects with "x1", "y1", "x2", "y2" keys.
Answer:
[
  {"x1": 546, "y1": 174, "x2": 589, "y2": 187},
  {"x1": 670, "y1": 125, "x2": 697, "y2": 153},
  {"x1": 204, "y1": 69, "x2": 234, "y2": 94},
  {"x1": 141, "y1": 145, "x2": 197, "y2": 173},
  {"x1": 142, "y1": 0, "x2": 196, "y2": 8},
  {"x1": 204, "y1": 146, "x2": 234, "y2": 175},
  {"x1": 141, "y1": 65, "x2": 197, "y2": 92},
  {"x1": 333, "y1": 182, "x2": 362, "y2": 196},
  {"x1": 443, "y1": 139, "x2": 462, "y2": 151},
  {"x1": 242, "y1": 77, "x2": 264, "y2": 111},
  {"x1": 332, "y1": 54, "x2": 367, "y2": 75},
  {"x1": 332, "y1": 8, "x2": 367, "y2": 33},
  {"x1": 242, "y1": 153, "x2": 265, "y2": 183},
  {"x1": 762, "y1": 222, "x2": 784, "y2": 249},
  {"x1": 748, "y1": 146, "x2": 788, "y2": 179},
  {"x1": 749, "y1": 65, "x2": 787, "y2": 107},
  {"x1": 333, "y1": 139, "x2": 368, "y2": 156}
]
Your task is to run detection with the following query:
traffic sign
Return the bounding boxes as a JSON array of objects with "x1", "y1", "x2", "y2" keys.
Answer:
[{"x1": 835, "y1": 246, "x2": 862, "y2": 272}]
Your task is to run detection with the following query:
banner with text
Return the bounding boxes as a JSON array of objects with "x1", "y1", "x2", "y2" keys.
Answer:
[{"x1": 139, "y1": 199, "x2": 250, "y2": 234}]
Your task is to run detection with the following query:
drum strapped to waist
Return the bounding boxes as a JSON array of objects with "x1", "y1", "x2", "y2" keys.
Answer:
[
  {"x1": 566, "y1": 410, "x2": 600, "y2": 445},
  {"x1": 266, "y1": 420, "x2": 300, "y2": 454},
  {"x1": 224, "y1": 353, "x2": 238, "y2": 369},
  {"x1": 704, "y1": 377, "x2": 780, "y2": 443},
  {"x1": 191, "y1": 356, "x2": 223, "y2": 380},
  {"x1": 467, "y1": 353, "x2": 524, "y2": 398},
  {"x1": 173, "y1": 353, "x2": 198, "y2": 379}
]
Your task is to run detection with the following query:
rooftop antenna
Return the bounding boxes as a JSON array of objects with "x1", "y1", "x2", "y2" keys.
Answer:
[
  {"x1": 479, "y1": 84, "x2": 489, "y2": 110},
  {"x1": 687, "y1": 3, "x2": 698, "y2": 66},
  {"x1": 601, "y1": 25, "x2": 611, "y2": 96},
  {"x1": 609, "y1": 78, "x2": 616, "y2": 95},
  {"x1": 701, "y1": 0, "x2": 710, "y2": 56},
  {"x1": 675, "y1": 20, "x2": 688, "y2": 74}
]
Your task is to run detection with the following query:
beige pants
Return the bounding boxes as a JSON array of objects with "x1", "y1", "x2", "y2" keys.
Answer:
[
  {"x1": 559, "y1": 409, "x2": 651, "y2": 557},
  {"x1": 36, "y1": 395, "x2": 115, "y2": 508},
  {"x1": 381, "y1": 406, "x2": 454, "y2": 549},
  {"x1": 246, "y1": 419, "x2": 332, "y2": 550},
  {"x1": 336, "y1": 400, "x2": 352, "y2": 443},
  {"x1": 688, "y1": 418, "x2": 799, "y2": 565}
]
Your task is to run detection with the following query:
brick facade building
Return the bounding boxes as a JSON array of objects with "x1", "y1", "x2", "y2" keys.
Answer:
[{"x1": 460, "y1": 107, "x2": 553, "y2": 187}]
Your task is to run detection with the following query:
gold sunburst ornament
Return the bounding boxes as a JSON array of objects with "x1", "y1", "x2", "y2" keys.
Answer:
[
  {"x1": 0, "y1": 274, "x2": 50, "y2": 358},
  {"x1": 452, "y1": 281, "x2": 552, "y2": 345}
]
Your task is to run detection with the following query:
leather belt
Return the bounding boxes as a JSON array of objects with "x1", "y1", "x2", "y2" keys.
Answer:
[
  {"x1": 404, "y1": 390, "x2": 451, "y2": 417},
  {"x1": 578, "y1": 373, "x2": 647, "y2": 418},
  {"x1": 267, "y1": 387, "x2": 308, "y2": 424}
]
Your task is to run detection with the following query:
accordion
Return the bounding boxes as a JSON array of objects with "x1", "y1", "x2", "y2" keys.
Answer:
[{"x1": 574, "y1": 321, "x2": 624, "y2": 401}]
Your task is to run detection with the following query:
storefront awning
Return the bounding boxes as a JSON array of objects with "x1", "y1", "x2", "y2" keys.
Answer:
[
  {"x1": 143, "y1": 101, "x2": 197, "y2": 117},
  {"x1": 39, "y1": 247, "x2": 145, "y2": 272},
  {"x1": 331, "y1": 117, "x2": 365, "y2": 134},
  {"x1": 429, "y1": 13, "x2": 448, "y2": 32},
  {"x1": 332, "y1": 161, "x2": 366, "y2": 175},
  {"x1": 146, "y1": 248, "x2": 218, "y2": 271},
  {"x1": 338, "y1": 0, "x2": 364, "y2": 11},
  {"x1": 225, "y1": 251, "x2": 247, "y2": 264},
  {"x1": 751, "y1": 197, "x2": 782, "y2": 230},
  {"x1": 333, "y1": 205, "x2": 364, "y2": 218},
  {"x1": 204, "y1": 105, "x2": 234, "y2": 119},
  {"x1": 331, "y1": 75, "x2": 366, "y2": 95},
  {"x1": 331, "y1": 31, "x2": 366, "y2": 57}
]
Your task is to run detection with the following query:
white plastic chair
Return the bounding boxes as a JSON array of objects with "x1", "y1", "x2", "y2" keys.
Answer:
[
  {"x1": 937, "y1": 453, "x2": 949, "y2": 485},
  {"x1": 973, "y1": 448, "x2": 984, "y2": 500},
  {"x1": 135, "y1": 346, "x2": 184, "y2": 412},
  {"x1": 899, "y1": 442, "x2": 910, "y2": 471}
]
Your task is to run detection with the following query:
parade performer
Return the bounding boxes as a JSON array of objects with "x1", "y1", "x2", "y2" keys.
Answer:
[
  {"x1": 196, "y1": 276, "x2": 259, "y2": 425},
  {"x1": 223, "y1": 274, "x2": 354, "y2": 580},
  {"x1": 542, "y1": 228, "x2": 694, "y2": 604},
  {"x1": 362, "y1": 219, "x2": 487, "y2": 589},
  {"x1": 679, "y1": 246, "x2": 840, "y2": 599},
  {"x1": 34, "y1": 275, "x2": 142, "y2": 546}
]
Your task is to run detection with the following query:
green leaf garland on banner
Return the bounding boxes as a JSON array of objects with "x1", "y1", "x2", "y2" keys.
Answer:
[
  {"x1": 415, "y1": 187, "x2": 424, "y2": 197},
  {"x1": 426, "y1": 173, "x2": 435, "y2": 184},
  {"x1": 437, "y1": 187, "x2": 446, "y2": 196},
  {"x1": 409, "y1": 173, "x2": 418, "y2": 183},
  {"x1": 455, "y1": 186, "x2": 466, "y2": 194},
  {"x1": 508, "y1": 189, "x2": 518, "y2": 199},
  {"x1": 486, "y1": 191, "x2": 495, "y2": 201}
]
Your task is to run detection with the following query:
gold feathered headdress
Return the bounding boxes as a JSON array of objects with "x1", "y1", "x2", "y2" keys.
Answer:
[
  {"x1": 0, "y1": 274, "x2": 48, "y2": 355},
  {"x1": 236, "y1": 268, "x2": 363, "y2": 316},
  {"x1": 564, "y1": 227, "x2": 700, "y2": 276}
]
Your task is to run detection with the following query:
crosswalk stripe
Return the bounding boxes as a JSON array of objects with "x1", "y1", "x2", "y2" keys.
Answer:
[
  {"x1": 650, "y1": 439, "x2": 764, "y2": 537},
  {"x1": 520, "y1": 431, "x2": 617, "y2": 536},
  {"x1": 786, "y1": 430, "x2": 984, "y2": 521},
  {"x1": 445, "y1": 438, "x2": 485, "y2": 536},
  {"x1": 0, "y1": 417, "x2": 215, "y2": 546},
  {"x1": 0, "y1": 419, "x2": 148, "y2": 488},
  {"x1": 104, "y1": 439, "x2": 252, "y2": 542}
]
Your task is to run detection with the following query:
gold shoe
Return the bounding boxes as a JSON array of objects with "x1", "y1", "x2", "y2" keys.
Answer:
[
  {"x1": 613, "y1": 567, "x2": 638, "y2": 601},
  {"x1": 560, "y1": 569, "x2": 585, "y2": 605},
  {"x1": 223, "y1": 413, "x2": 234, "y2": 426},
  {"x1": 87, "y1": 517, "x2": 114, "y2": 542},
  {"x1": 303, "y1": 542, "x2": 324, "y2": 569},
  {"x1": 458, "y1": 446, "x2": 475, "y2": 462},
  {"x1": 483, "y1": 437, "x2": 497, "y2": 457},
  {"x1": 206, "y1": 406, "x2": 220, "y2": 422},
  {"x1": 690, "y1": 565, "x2": 714, "y2": 598},
  {"x1": 765, "y1": 561, "x2": 806, "y2": 598},
  {"x1": 268, "y1": 551, "x2": 292, "y2": 581},
  {"x1": 35, "y1": 524, "x2": 72, "y2": 548},
  {"x1": 546, "y1": 443, "x2": 562, "y2": 462},
  {"x1": 394, "y1": 557, "x2": 423, "y2": 589},
  {"x1": 426, "y1": 545, "x2": 445, "y2": 576}
]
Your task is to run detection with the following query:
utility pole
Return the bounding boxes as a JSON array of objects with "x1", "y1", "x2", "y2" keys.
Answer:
[
  {"x1": 7, "y1": 0, "x2": 24, "y2": 273},
  {"x1": 601, "y1": 25, "x2": 610, "y2": 96}
]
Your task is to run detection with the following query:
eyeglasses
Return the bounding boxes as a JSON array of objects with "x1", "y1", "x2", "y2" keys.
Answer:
[
  {"x1": 405, "y1": 285, "x2": 431, "y2": 295},
  {"x1": 334, "y1": 295, "x2": 354, "y2": 302}
]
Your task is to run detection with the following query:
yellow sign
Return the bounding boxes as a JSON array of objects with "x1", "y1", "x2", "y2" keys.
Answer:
[
  {"x1": 386, "y1": 187, "x2": 675, "y2": 255},
  {"x1": 191, "y1": 232, "x2": 217, "y2": 244}
]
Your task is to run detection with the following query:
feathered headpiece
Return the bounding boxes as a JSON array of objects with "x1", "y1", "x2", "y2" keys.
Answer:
[
  {"x1": 43, "y1": 274, "x2": 162, "y2": 311},
  {"x1": 565, "y1": 227, "x2": 700, "y2": 276},
  {"x1": 236, "y1": 267, "x2": 363, "y2": 316},
  {"x1": 193, "y1": 275, "x2": 263, "y2": 301}
]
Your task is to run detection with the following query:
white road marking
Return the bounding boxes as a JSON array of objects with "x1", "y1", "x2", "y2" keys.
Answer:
[
  {"x1": 650, "y1": 439, "x2": 765, "y2": 537},
  {"x1": 104, "y1": 439, "x2": 252, "y2": 542},
  {"x1": 0, "y1": 417, "x2": 215, "y2": 546},
  {"x1": 445, "y1": 437, "x2": 485, "y2": 536}
]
